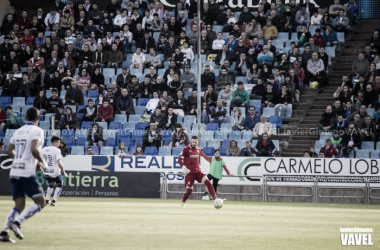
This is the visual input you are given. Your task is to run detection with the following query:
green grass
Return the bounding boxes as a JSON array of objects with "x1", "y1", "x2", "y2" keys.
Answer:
[{"x1": 0, "y1": 197, "x2": 379, "y2": 250}]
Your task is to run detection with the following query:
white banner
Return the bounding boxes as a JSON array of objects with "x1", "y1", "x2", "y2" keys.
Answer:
[{"x1": 62, "y1": 156, "x2": 380, "y2": 186}]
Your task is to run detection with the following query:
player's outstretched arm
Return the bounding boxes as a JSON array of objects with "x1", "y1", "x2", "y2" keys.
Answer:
[
  {"x1": 223, "y1": 164, "x2": 231, "y2": 175},
  {"x1": 31, "y1": 140, "x2": 47, "y2": 171},
  {"x1": 199, "y1": 150, "x2": 212, "y2": 163},
  {"x1": 57, "y1": 160, "x2": 68, "y2": 178},
  {"x1": 6, "y1": 143, "x2": 15, "y2": 158},
  {"x1": 178, "y1": 147, "x2": 190, "y2": 175}
]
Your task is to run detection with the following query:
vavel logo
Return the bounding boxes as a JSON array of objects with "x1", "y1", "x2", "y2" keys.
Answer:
[
  {"x1": 340, "y1": 227, "x2": 374, "y2": 246},
  {"x1": 160, "y1": 0, "x2": 324, "y2": 9}
]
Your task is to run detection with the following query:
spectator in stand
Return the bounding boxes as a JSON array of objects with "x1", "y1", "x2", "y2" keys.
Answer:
[
  {"x1": 171, "y1": 123, "x2": 189, "y2": 148},
  {"x1": 363, "y1": 45, "x2": 375, "y2": 63},
  {"x1": 130, "y1": 46, "x2": 145, "y2": 70},
  {"x1": 232, "y1": 82, "x2": 250, "y2": 109},
  {"x1": 145, "y1": 48, "x2": 162, "y2": 69},
  {"x1": 150, "y1": 108, "x2": 165, "y2": 127},
  {"x1": 308, "y1": 146, "x2": 319, "y2": 158},
  {"x1": 253, "y1": 115, "x2": 272, "y2": 138},
  {"x1": 329, "y1": 0, "x2": 344, "y2": 19},
  {"x1": 227, "y1": 140, "x2": 240, "y2": 156},
  {"x1": 218, "y1": 83, "x2": 233, "y2": 110},
  {"x1": 142, "y1": 121, "x2": 162, "y2": 151},
  {"x1": 146, "y1": 91, "x2": 160, "y2": 114},
  {"x1": 27, "y1": 50, "x2": 45, "y2": 72},
  {"x1": 319, "y1": 138, "x2": 339, "y2": 158},
  {"x1": 323, "y1": 24, "x2": 338, "y2": 47},
  {"x1": 313, "y1": 29, "x2": 324, "y2": 47},
  {"x1": 239, "y1": 141, "x2": 256, "y2": 156},
  {"x1": 204, "y1": 85, "x2": 218, "y2": 108},
  {"x1": 243, "y1": 106, "x2": 260, "y2": 131},
  {"x1": 65, "y1": 80, "x2": 84, "y2": 106},
  {"x1": 33, "y1": 90, "x2": 49, "y2": 114},
  {"x1": 76, "y1": 68, "x2": 91, "y2": 90},
  {"x1": 333, "y1": 10, "x2": 351, "y2": 33},
  {"x1": 107, "y1": 43, "x2": 123, "y2": 73},
  {"x1": 352, "y1": 53, "x2": 370, "y2": 78},
  {"x1": 87, "y1": 146, "x2": 94, "y2": 155},
  {"x1": 180, "y1": 65, "x2": 195, "y2": 91},
  {"x1": 362, "y1": 84, "x2": 377, "y2": 108},
  {"x1": 262, "y1": 18, "x2": 278, "y2": 40},
  {"x1": 0, "y1": 105, "x2": 7, "y2": 130},
  {"x1": 306, "y1": 52, "x2": 326, "y2": 92},
  {"x1": 200, "y1": 65, "x2": 215, "y2": 91},
  {"x1": 63, "y1": 106, "x2": 80, "y2": 129},
  {"x1": 116, "y1": 66, "x2": 132, "y2": 87},
  {"x1": 366, "y1": 31, "x2": 380, "y2": 54},
  {"x1": 274, "y1": 84, "x2": 293, "y2": 118},
  {"x1": 254, "y1": 133, "x2": 277, "y2": 157},
  {"x1": 347, "y1": 0, "x2": 359, "y2": 24},
  {"x1": 341, "y1": 124, "x2": 362, "y2": 158},
  {"x1": 295, "y1": 7, "x2": 310, "y2": 28},
  {"x1": 361, "y1": 115, "x2": 376, "y2": 142},
  {"x1": 257, "y1": 46, "x2": 273, "y2": 68},
  {"x1": 161, "y1": 107, "x2": 177, "y2": 131},
  {"x1": 232, "y1": 107, "x2": 245, "y2": 131},
  {"x1": 82, "y1": 98, "x2": 97, "y2": 122},
  {"x1": 211, "y1": 100, "x2": 227, "y2": 124},
  {"x1": 97, "y1": 98, "x2": 114, "y2": 123},
  {"x1": 133, "y1": 145, "x2": 144, "y2": 156},
  {"x1": 5, "y1": 106, "x2": 22, "y2": 129},
  {"x1": 317, "y1": 106, "x2": 335, "y2": 132},
  {"x1": 85, "y1": 123, "x2": 104, "y2": 150},
  {"x1": 212, "y1": 32, "x2": 225, "y2": 53},
  {"x1": 47, "y1": 88, "x2": 63, "y2": 114},
  {"x1": 170, "y1": 89, "x2": 186, "y2": 118},
  {"x1": 116, "y1": 88, "x2": 135, "y2": 119},
  {"x1": 185, "y1": 90, "x2": 203, "y2": 115},
  {"x1": 311, "y1": 10, "x2": 322, "y2": 26}
]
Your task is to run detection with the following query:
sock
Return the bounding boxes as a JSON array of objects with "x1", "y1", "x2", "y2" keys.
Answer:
[
  {"x1": 2, "y1": 208, "x2": 20, "y2": 232},
  {"x1": 17, "y1": 203, "x2": 41, "y2": 224},
  {"x1": 213, "y1": 181, "x2": 218, "y2": 193},
  {"x1": 204, "y1": 179, "x2": 217, "y2": 200},
  {"x1": 45, "y1": 185, "x2": 54, "y2": 201},
  {"x1": 53, "y1": 185, "x2": 63, "y2": 201},
  {"x1": 182, "y1": 189, "x2": 193, "y2": 203}
]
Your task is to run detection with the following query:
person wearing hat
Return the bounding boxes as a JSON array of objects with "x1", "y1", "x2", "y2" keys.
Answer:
[
  {"x1": 319, "y1": 138, "x2": 339, "y2": 158},
  {"x1": 60, "y1": 9, "x2": 74, "y2": 31},
  {"x1": 44, "y1": 7, "x2": 60, "y2": 31}
]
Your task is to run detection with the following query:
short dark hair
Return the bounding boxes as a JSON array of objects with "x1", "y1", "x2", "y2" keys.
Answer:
[
  {"x1": 26, "y1": 107, "x2": 39, "y2": 121},
  {"x1": 214, "y1": 149, "x2": 220, "y2": 153},
  {"x1": 191, "y1": 135, "x2": 199, "y2": 140},
  {"x1": 51, "y1": 136, "x2": 61, "y2": 144},
  {"x1": 88, "y1": 98, "x2": 94, "y2": 103}
]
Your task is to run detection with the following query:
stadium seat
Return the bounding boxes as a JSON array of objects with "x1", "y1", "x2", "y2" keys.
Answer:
[
  {"x1": 355, "y1": 149, "x2": 369, "y2": 159},
  {"x1": 370, "y1": 150, "x2": 380, "y2": 159},
  {"x1": 134, "y1": 106, "x2": 146, "y2": 115},
  {"x1": 97, "y1": 122, "x2": 108, "y2": 130},
  {"x1": 128, "y1": 114, "x2": 141, "y2": 123},
  {"x1": 366, "y1": 108, "x2": 375, "y2": 118},
  {"x1": 60, "y1": 90, "x2": 67, "y2": 98},
  {"x1": 172, "y1": 147, "x2": 182, "y2": 156},
  {"x1": 85, "y1": 146, "x2": 99, "y2": 155},
  {"x1": 162, "y1": 138, "x2": 172, "y2": 147},
  {"x1": 118, "y1": 129, "x2": 131, "y2": 138},
  {"x1": 213, "y1": 25, "x2": 223, "y2": 33},
  {"x1": 229, "y1": 131, "x2": 242, "y2": 140},
  {"x1": 277, "y1": 32, "x2": 289, "y2": 41},
  {"x1": 198, "y1": 140, "x2": 207, "y2": 148},
  {"x1": 202, "y1": 132, "x2": 214, "y2": 141},
  {"x1": 103, "y1": 129, "x2": 117, "y2": 140},
  {"x1": 123, "y1": 123, "x2": 134, "y2": 132},
  {"x1": 337, "y1": 32, "x2": 345, "y2": 43},
  {"x1": 319, "y1": 132, "x2": 333, "y2": 141},
  {"x1": 235, "y1": 76, "x2": 247, "y2": 84},
  {"x1": 5, "y1": 129, "x2": 16, "y2": 138},
  {"x1": 177, "y1": 115, "x2": 184, "y2": 123},
  {"x1": 184, "y1": 115, "x2": 196, "y2": 124},
  {"x1": 206, "y1": 123, "x2": 219, "y2": 131},
  {"x1": 137, "y1": 98, "x2": 149, "y2": 106},
  {"x1": 109, "y1": 122, "x2": 122, "y2": 130},
  {"x1": 203, "y1": 147, "x2": 215, "y2": 156},
  {"x1": 272, "y1": 40, "x2": 285, "y2": 48},
  {"x1": 71, "y1": 146, "x2": 84, "y2": 155},
  {"x1": 158, "y1": 147, "x2": 171, "y2": 156},
  {"x1": 218, "y1": 147, "x2": 227, "y2": 156},
  {"x1": 135, "y1": 122, "x2": 149, "y2": 130},
  {"x1": 162, "y1": 130, "x2": 172, "y2": 140},
  {"x1": 208, "y1": 140, "x2": 221, "y2": 148},
  {"x1": 76, "y1": 137, "x2": 87, "y2": 146},
  {"x1": 220, "y1": 123, "x2": 232, "y2": 133},
  {"x1": 3, "y1": 137, "x2": 11, "y2": 146},
  {"x1": 273, "y1": 140, "x2": 280, "y2": 152},
  {"x1": 62, "y1": 135, "x2": 75, "y2": 148},
  {"x1": 45, "y1": 90, "x2": 52, "y2": 98},
  {"x1": 269, "y1": 116, "x2": 282, "y2": 127},
  {"x1": 118, "y1": 137, "x2": 133, "y2": 148},
  {"x1": 103, "y1": 68, "x2": 115, "y2": 76},
  {"x1": 249, "y1": 100, "x2": 261, "y2": 108},
  {"x1": 132, "y1": 130, "x2": 144, "y2": 141},
  {"x1": 87, "y1": 90, "x2": 98, "y2": 98},
  {"x1": 361, "y1": 141, "x2": 374, "y2": 150},
  {"x1": 13, "y1": 97, "x2": 25, "y2": 105},
  {"x1": 77, "y1": 105, "x2": 86, "y2": 113},
  {"x1": 222, "y1": 139, "x2": 232, "y2": 148},
  {"x1": 39, "y1": 121, "x2": 50, "y2": 130},
  {"x1": 263, "y1": 107, "x2": 275, "y2": 117},
  {"x1": 26, "y1": 97, "x2": 35, "y2": 105},
  {"x1": 100, "y1": 146, "x2": 114, "y2": 155},
  {"x1": 75, "y1": 129, "x2": 87, "y2": 139},
  {"x1": 114, "y1": 114, "x2": 127, "y2": 123},
  {"x1": 144, "y1": 146, "x2": 158, "y2": 156},
  {"x1": 0, "y1": 96, "x2": 11, "y2": 106}
]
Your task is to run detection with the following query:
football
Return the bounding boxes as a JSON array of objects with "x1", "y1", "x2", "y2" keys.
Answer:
[{"x1": 214, "y1": 198, "x2": 223, "y2": 209}]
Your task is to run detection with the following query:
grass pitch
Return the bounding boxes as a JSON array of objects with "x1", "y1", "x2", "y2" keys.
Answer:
[{"x1": 0, "y1": 197, "x2": 379, "y2": 250}]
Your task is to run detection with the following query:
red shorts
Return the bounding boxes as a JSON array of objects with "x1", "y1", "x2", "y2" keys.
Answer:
[{"x1": 184, "y1": 171, "x2": 206, "y2": 189}]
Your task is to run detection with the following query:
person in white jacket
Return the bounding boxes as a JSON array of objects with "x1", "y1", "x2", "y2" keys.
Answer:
[
  {"x1": 44, "y1": 8, "x2": 60, "y2": 30},
  {"x1": 145, "y1": 91, "x2": 160, "y2": 114},
  {"x1": 131, "y1": 47, "x2": 146, "y2": 69},
  {"x1": 212, "y1": 32, "x2": 225, "y2": 53},
  {"x1": 113, "y1": 9, "x2": 128, "y2": 31},
  {"x1": 181, "y1": 42, "x2": 194, "y2": 64}
]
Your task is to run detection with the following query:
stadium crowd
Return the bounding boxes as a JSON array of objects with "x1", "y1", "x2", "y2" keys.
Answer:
[{"x1": 0, "y1": 0, "x2": 362, "y2": 156}]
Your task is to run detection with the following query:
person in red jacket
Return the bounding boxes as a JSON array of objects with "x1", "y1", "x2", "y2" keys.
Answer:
[
  {"x1": 19, "y1": 29, "x2": 35, "y2": 51},
  {"x1": 97, "y1": 98, "x2": 113, "y2": 123},
  {"x1": 17, "y1": 11, "x2": 32, "y2": 30},
  {"x1": 178, "y1": 136, "x2": 218, "y2": 207},
  {"x1": 319, "y1": 138, "x2": 339, "y2": 158},
  {"x1": 0, "y1": 104, "x2": 6, "y2": 130}
]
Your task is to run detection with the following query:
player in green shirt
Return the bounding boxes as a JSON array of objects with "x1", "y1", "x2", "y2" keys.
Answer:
[{"x1": 200, "y1": 149, "x2": 231, "y2": 200}]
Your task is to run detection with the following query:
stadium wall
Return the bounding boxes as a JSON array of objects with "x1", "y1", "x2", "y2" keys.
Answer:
[{"x1": 0, "y1": 0, "x2": 10, "y2": 26}]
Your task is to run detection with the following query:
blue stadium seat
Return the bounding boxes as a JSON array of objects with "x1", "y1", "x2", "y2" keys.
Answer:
[
  {"x1": 45, "y1": 90, "x2": 52, "y2": 98},
  {"x1": 81, "y1": 121, "x2": 94, "y2": 129},
  {"x1": 103, "y1": 68, "x2": 115, "y2": 76},
  {"x1": 123, "y1": 123, "x2": 134, "y2": 132},
  {"x1": 158, "y1": 147, "x2": 171, "y2": 156},
  {"x1": 76, "y1": 137, "x2": 87, "y2": 146},
  {"x1": 202, "y1": 132, "x2": 214, "y2": 141},
  {"x1": 75, "y1": 129, "x2": 87, "y2": 139},
  {"x1": 213, "y1": 25, "x2": 223, "y2": 33},
  {"x1": 272, "y1": 40, "x2": 285, "y2": 48},
  {"x1": 128, "y1": 114, "x2": 141, "y2": 123},
  {"x1": 235, "y1": 76, "x2": 247, "y2": 84},
  {"x1": 172, "y1": 147, "x2": 182, "y2": 156},
  {"x1": 134, "y1": 106, "x2": 146, "y2": 115},
  {"x1": 60, "y1": 90, "x2": 67, "y2": 98},
  {"x1": 222, "y1": 139, "x2": 232, "y2": 148},
  {"x1": 162, "y1": 138, "x2": 172, "y2": 147},
  {"x1": 62, "y1": 135, "x2": 75, "y2": 148},
  {"x1": 215, "y1": 131, "x2": 227, "y2": 140},
  {"x1": 118, "y1": 137, "x2": 133, "y2": 148},
  {"x1": 361, "y1": 141, "x2": 374, "y2": 150},
  {"x1": 109, "y1": 122, "x2": 122, "y2": 130},
  {"x1": 206, "y1": 123, "x2": 219, "y2": 131},
  {"x1": 87, "y1": 90, "x2": 98, "y2": 98},
  {"x1": 71, "y1": 146, "x2": 84, "y2": 155},
  {"x1": 135, "y1": 122, "x2": 149, "y2": 130},
  {"x1": 100, "y1": 146, "x2": 114, "y2": 155},
  {"x1": 355, "y1": 149, "x2": 369, "y2": 159},
  {"x1": 337, "y1": 32, "x2": 345, "y2": 43},
  {"x1": 0, "y1": 96, "x2": 11, "y2": 106},
  {"x1": 132, "y1": 130, "x2": 144, "y2": 141},
  {"x1": 319, "y1": 132, "x2": 333, "y2": 141},
  {"x1": 366, "y1": 108, "x2": 375, "y2": 118},
  {"x1": 370, "y1": 150, "x2": 380, "y2": 159},
  {"x1": 26, "y1": 97, "x2": 35, "y2": 105},
  {"x1": 237, "y1": 140, "x2": 246, "y2": 149},
  {"x1": 184, "y1": 115, "x2": 196, "y2": 124},
  {"x1": 203, "y1": 147, "x2": 215, "y2": 156},
  {"x1": 263, "y1": 107, "x2": 275, "y2": 117},
  {"x1": 5, "y1": 129, "x2": 16, "y2": 138},
  {"x1": 249, "y1": 100, "x2": 261, "y2": 108},
  {"x1": 114, "y1": 114, "x2": 127, "y2": 123},
  {"x1": 118, "y1": 129, "x2": 131, "y2": 138},
  {"x1": 39, "y1": 121, "x2": 50, "y2": 130},
  {"x1": 218, "y1": 147, "x2": 227, "y2": 156},
  {"x1": 220, "y1": 123, "x2": 232, "y2": 132},
  {"x1": 162, "y1": 130, "x2": 172, "y2": 140},
  {"x1": 207, "y1": 140, "x2": 221, "y2": 148},
  {"x1": 277, "y1": 32, "x2": 289, "y2": 41},
  {"x1": 144, "y1": 146, "x2": 158, "y2": 156},
  {"x1": 134, "y1": 138, "x2": 142, "y2": 146},
  {"x1": 137, "y1": 98, "x2": 149, "y2": 106},
  {"x1": 13, "y1": 97, "x2": 25, "y2": 105},
  {"x1": 177, "y1": 115, "x2": 184, "y2": 123},
  {"x1": 229, "y1": 131, "x2": 242, "y2": 140},
  {"x1": 268, "y1": 116, "x2": 282, "y2": 127}
]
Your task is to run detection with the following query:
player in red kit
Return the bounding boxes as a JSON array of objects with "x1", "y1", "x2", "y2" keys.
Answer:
[{"x1": 178, "y1": 136, "x2": 217, "y2": 207}]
